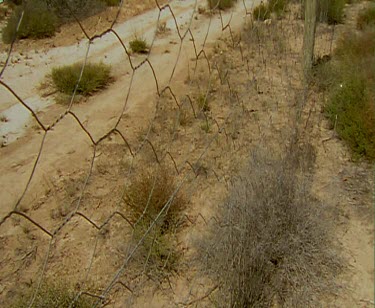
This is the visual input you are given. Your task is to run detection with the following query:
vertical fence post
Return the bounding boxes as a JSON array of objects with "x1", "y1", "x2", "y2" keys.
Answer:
[{"x1": 303, "y1": 0, "x2": 317, "y2": 80}]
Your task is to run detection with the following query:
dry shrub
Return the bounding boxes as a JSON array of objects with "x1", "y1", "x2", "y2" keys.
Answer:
[
  {"x1": 12, "y1": 281, "x2": 95, "y2": 307},
  {"x1": 123, "y1": 167, "x2": 186, "y2": 276},
  {"x1": 253, "y1": 3, "x2": 270, "y2": 20},
  {"x1": 357, "y1": 4, "x2": 375, "y2": 30},
  {"x1": 200, "y1": 145, "x2": 342, "y2": 307},
  {"x1": 123, "y1": 167, "x2": 185, "y2": 230},
  {"x1": 207, "y1": 0, "x2": 237, "y2": 10}
]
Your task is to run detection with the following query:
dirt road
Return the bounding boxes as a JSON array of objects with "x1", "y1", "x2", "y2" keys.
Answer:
[{"x1": 0, "y1": 0, "x2": 261, "y2": 218}]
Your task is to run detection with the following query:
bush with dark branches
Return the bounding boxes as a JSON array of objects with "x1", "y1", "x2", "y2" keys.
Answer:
[{"x1": 200, "y1": 145, "x2": 342, "y2": 307}]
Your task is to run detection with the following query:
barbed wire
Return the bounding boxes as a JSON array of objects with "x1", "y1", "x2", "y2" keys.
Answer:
[{"x1": 0, "y1": 0, "x2": 337, "y2": 306}]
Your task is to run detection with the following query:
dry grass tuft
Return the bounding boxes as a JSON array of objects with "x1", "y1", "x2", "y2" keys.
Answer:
[
  {"x1": 123, "y1": 167, "x2": 186, "y2": 277},
  {"x1": 199, "y1": 144, "x2": 342, "y2": 307}
]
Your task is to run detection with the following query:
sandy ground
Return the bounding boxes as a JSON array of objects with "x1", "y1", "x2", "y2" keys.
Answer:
[
  {"x1": 0, "y1": 0, "x2": 261, "y2": 216},
  {"x1": 0, "y1": 0, "x2": 373, "y2": 307}
]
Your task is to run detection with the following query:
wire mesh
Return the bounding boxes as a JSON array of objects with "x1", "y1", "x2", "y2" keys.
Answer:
[{"x1": 0, "y1": 0, "x2": 337, "y2": 306}]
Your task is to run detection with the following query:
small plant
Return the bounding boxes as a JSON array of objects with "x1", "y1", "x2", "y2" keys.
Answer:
[
  {"x1": 207, "y1": 0, "x2": 237, "y2": 10},
  {"x1": 12, "y1": 281, "x2": 95, "y2": 307},
  {"x1": 0, "y1": 114, "x2": 9, "y2": 122},
  {"x1": 197, "y1": 93, "x2": 210, "y2": 112},
  {"x1": 2, "y1": 0, "x2": 58, "y2": 44},
  {"x1": 51, "y1": 62, "x2": 111, "y2": 97},
  {"x1": 178, "y1": 109, "x2": 190, "y2": 126},
  {"x1": 357, "y1": 5, "x2": 375, "y2": 30},
  {"x1": 253, "y1": 3, "x2": 270, "y2": 21},
  {"x1": 268, "y1": 0, "x2": 288, "y2": 16},
  {"x1": 200, "y1": 118, "x2": 211, "y2": 133},
  {"x1": 133, "y1": 221, "x2": 180, "y2": 275},
  {"x1": 311, "y1": 55, "x2": 334, "y2": 91},
  {"x1": 129, "y1": 36, "x2": 149, "y2": 54},
  {"x1": 123, "y1": 168, "x2": 186, "y2": 275},
  {"x1": 123, "y1": 167, "x2": 186, "y2": 232},
  {"x1": 156, "y1": 21, "x2": 168, "y2": 35},
  {"x1": 198, "y1": 5, "x2": 206, "y2": 14},
  {"x1": 300, "y1": 0, "x2": 345, "y2": 24}
]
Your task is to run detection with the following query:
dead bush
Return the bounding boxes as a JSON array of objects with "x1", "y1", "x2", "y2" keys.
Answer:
[
  {"x1": 199, "y1": 145, "x2": 342, "y2": 307},
  {"x1": 123, "y1": 167, "x2": 186, "y2": 277},
  {"x1": 123, "y1": 167, "x2": 185, "y2": 230}
]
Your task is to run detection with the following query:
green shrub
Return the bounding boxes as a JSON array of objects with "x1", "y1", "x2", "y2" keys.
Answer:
[
  {"x1": 51, "y1": 62, "x2": 112, "y2": 97},
  {"x1": 312, "y1": 56, "x2": 335, "y2": 91},
  {"x1": 0, "y1": 5, "x2": 10, "y2": 21},
  {"x1": 207, "y1": 0, "x2": 237, "y2": 10},
  {"x1": 334, "y1": 30, "x2": 375, "y2": 59},
  {"x1": 318, "y1": 0, "x2": 346, "y2": 24},
  {"x1": 326, "y1": 31, "x2": 375, "y2": 159},
  {"x1": 129, "y1": 36, "x2": 149, "y2": 54},
  {"x1": 101, "y1": 0, "x2": 121, "y2": 6},
  {"x1": 326, "y1": 73, "x2": 375, "y2": 159},
  {"x1": 7, "y1": 0, "x2": 22, "y2": 5},
  {"x1": 268, "y1": 0, "x2": 288, "y2": 15},
  {"x1": 317, "y1": 30, "x2": 375, "y2": 160},
  {"x1": 50, "y1": 0, "x2": 106, "y2": 22},
  {"x1": 12, "y1": 281, "x2": 95, "y2": 308},
  {"x1": 2, "y1": 0, "x2": 57, "y2": 44},
  {"x1": 133, "y1": 220, "x2": 180, "y2": 275},
  {"x1": 357, "y1": 5, "x2": 375, "y2": 30},
  {"x1": 301, "y1": 0, "x2": 345, "y2": 24},
  {"x1": 253, "y1": 3, "x2": 270, "y2": 20},
  {"x1": 197, "y1": 93, "x2": 210, "y2": 112}
]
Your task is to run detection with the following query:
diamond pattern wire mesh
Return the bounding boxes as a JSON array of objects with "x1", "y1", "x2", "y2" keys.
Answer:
[{"x1": 0, "y1": 0, "x2": 335, "y2": 306}]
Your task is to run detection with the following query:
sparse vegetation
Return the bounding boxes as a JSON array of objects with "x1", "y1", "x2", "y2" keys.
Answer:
[
  {"x1": 253, "y1": 3, "x2": 270, "y2": 20},
  {"x1": 200, "y1": 145, "x2": 341, "y2": 306},
  {"x1": 207, "y1": 0, "x2": 237, "y2": 10},
  {"x1": 2, "y1": 0, "x2": 122, "y2": 43},
  {"x1": 318, "y1": 0, "x2": 346, "y2": 24},
  {"x1": 0, "y1": 114, "x2": 9, "y2": 122},
  {"x1": 129, "y1": 36, "x2": 149, "y2": 54},
  {"x1": 357, "y1": 4, "x2": 375, "y2": 30},
  {"x1": 51, "y1": 62, "x2": 112, "y2": 97},
  {"x1": 156, "y1": 21, "x2": 168, "y2": 35},
  {"x1": 2, "y1": 0, "x2": 58, "y2": 44},
  {"x1": 301, "y1": 0, "x2": 346, "y2": 24},
  {"x1": 197, "y1": 93, "x2": 210, "y2": 112},
  {"x1": 200, "y1": 118, "x2": 211, "y2": 133},
  {"x1": 268, "y1": 0, "x2": 288, "y2": 16},
  {"x1": 123, "y1": 167, "x2": 186, "y2": 275},
  {"x1": 0, "y1": 5, "x2": 10, "y2": 21},
  {"x1": 314, "y1": 27, "x2": 375, "y2": 160},
  {"x1": 12, "y1": 281, "x2": 95, "y2": 308},
  {"x1": 124, "y1": 167, "x2": 185, "y2": 231},
  {"x1": 253, "y1": 0, "x2": 289, "y2": 20}
]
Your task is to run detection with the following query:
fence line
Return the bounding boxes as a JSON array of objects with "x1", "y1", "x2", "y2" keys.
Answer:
[{"x1": 0, "y1": 0, "x2": 336, "y2": 306}]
